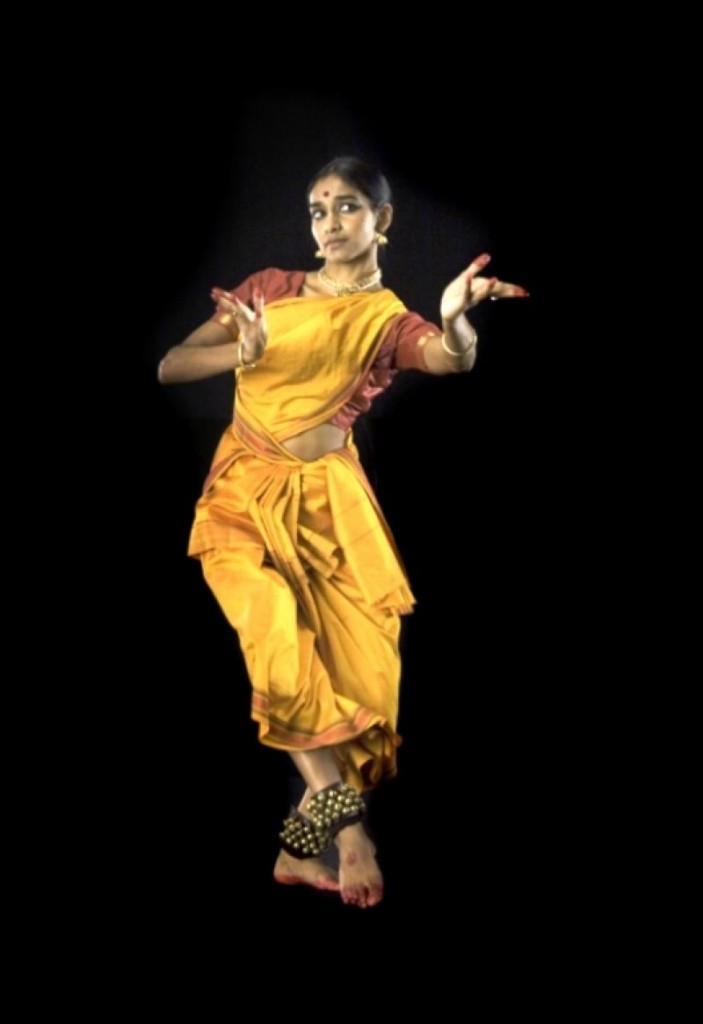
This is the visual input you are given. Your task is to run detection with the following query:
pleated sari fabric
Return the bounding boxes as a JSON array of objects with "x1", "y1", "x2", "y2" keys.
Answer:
[{"x1": 189, "y1": 284, "x2": 417, "y2": 791}]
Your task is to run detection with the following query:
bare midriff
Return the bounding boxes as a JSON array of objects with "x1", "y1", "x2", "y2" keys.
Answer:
[{"x1": 282, "y1": 422, "x2": 346, "y2": 462}]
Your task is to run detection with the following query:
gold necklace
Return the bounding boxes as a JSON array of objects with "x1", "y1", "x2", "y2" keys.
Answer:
[{"x1": 318, "y1": 267, "x2": 382, "y2": 296}]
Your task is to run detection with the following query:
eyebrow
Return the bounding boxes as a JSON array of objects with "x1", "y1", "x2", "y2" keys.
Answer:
[{"x1": 309, "y1": 193, "x2": 359, "y2": 209}]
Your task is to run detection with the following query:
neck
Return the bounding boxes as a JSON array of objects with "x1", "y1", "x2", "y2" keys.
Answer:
[
  {"x1": 319, "y1": 266, "x2": 382, "y2": 297},
  {"x1": 321, "y1": 254, "x2": 378, "y2": 283}
]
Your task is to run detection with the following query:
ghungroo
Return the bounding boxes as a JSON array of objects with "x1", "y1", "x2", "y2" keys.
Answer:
[
  {"x1": 306, "y1": 782, "x2": 365, "y2": 837},
  {"x1": 279, "y1": 807, "x2": 331, "y2": 859},
  {"x1": 279, "y1": 782, "x2": 366, "y2": 860}
]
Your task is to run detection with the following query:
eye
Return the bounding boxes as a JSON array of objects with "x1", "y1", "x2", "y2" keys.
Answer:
[
  {"x1": 339, "y1": 202, "x2": 359, "y2": 213},
  {"x1": 310, "y1": 209, "x2": 324, "y2": 220}
]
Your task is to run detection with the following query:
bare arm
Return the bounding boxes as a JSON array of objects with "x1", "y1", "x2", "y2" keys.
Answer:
[
  {"x1": 157, "y1": 287, "x2": 267, "y2": 385},
  {"x1": 422, "y1": 253, "x2": 529, "y2": 375},
  {"x1": 157, "y1": 321, "x2": 241, "y2": 384}
]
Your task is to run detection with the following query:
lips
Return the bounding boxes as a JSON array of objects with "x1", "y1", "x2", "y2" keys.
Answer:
[{"x1": 325, "y1": 239, "x2": 346, "y2": 247}]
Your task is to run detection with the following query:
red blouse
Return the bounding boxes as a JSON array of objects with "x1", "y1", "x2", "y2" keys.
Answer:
[{"x1": 213, "y1": 267, "x2": 441, "y2": 431}]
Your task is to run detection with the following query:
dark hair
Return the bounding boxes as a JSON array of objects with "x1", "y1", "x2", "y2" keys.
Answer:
[{"x1": 307, "y1": 156, "x2": 392, "y2": 209}]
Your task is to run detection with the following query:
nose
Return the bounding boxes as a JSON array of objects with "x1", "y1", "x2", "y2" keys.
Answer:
[{"x1": 324, "y1": 211, "x2": 341, "y2": 235}]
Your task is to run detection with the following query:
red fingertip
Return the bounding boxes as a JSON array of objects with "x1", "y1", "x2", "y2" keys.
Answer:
[
  {"x1": 476, "y1": 253, "x2": 491, "y2": 266},
  {"x1": 514, "y1": 286, "x2": 530, "y2": 297}
]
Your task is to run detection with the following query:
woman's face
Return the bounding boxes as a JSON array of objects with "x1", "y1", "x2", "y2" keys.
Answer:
[{"x1": 309, "y1": 174, "x2": 386, "y2": 265}]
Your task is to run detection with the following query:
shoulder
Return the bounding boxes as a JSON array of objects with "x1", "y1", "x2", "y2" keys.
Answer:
[{"x1": 235, "y1": 268, "x2": 305, "y2": 302}]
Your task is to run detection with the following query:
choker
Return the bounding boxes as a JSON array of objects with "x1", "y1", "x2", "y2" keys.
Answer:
[{"x1": 318, "y1": 267, "x2": 382, "y2": 296}]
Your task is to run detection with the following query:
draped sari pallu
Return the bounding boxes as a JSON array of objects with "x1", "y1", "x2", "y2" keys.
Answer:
[{"x1": 189, "y1": 290, "x2": 416, "y2": 790}]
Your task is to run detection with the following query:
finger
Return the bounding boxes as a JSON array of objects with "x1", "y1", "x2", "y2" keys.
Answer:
[
  {"x1": 253, "y1": 286, "x2": 265, "y2": 320},
  {"x1": 211, "y1": 287, "x2": 237, "y2": 304},
  {"x1": 489, "y1": 281, "x2": 530, "y2": 301},
  {"x1": 233, "y1": 296, "x2": 255, "y2": 321},
  {"x1": 465, "y1": 252, "x2": 492, "y2": 285},
  {"x1": 484, "y1": 276, "x2": 499, "y2": 301}
]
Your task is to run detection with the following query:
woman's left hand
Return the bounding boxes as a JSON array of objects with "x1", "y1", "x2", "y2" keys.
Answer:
[{"x1": 440, "y1": 253, "x2": 529, "y2": 321}]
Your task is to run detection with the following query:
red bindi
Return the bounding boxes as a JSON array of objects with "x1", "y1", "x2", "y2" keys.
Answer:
[{"x1": 323, "y1": 191, "x2": 329, "y2": 197}]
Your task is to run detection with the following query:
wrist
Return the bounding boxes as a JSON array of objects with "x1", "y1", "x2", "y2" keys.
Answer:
[
  {"x1": 441, "y1": 325, "x2": 478, "y2": 357},
  {"x1": 238, "y1": 339, "x2": 257, "y2": 369}
]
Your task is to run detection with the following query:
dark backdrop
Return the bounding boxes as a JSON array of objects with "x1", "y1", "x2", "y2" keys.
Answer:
[{"x1": 89, "y1": 81, "x2": 582, "y2": 952}]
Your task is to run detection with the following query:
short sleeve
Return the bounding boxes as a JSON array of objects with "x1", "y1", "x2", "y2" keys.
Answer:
[
  {"x1": 381, "y1": 310, "x2": 442, "y2": 371},
  {"x1": 207, "y1": 268, "x2": 305, "y2": 324}
]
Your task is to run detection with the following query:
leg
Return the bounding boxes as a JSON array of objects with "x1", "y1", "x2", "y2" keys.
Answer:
[
  {"x1": 200, "y1": 548, "x2": 393, "y2": 906},
  {"x1": 272, "y1": 781, "x2": 341, "y2": 892},
  {"x1": 202, "y1": 548, "x2": 342, "y2": 893},
  {"x1": 310, "y1": 565, "x2": 403, "y2": 791},
  {"x1": 280, "y1": 749, "x2": 384, "y2": 909}
]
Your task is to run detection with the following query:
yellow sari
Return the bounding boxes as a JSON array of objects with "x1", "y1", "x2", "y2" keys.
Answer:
[{"x1": 189, "y1": 288, "x2": 416, "y2": 790}]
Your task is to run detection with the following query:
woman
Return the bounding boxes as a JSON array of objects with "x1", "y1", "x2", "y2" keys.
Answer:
[{"x1": 158, "y1": 156, "x2": 528, "y2": 908}]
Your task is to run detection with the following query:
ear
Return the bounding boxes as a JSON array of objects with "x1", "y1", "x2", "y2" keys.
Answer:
[{"x1": 376, "y1": 203, "x2": 393, "y2": 233}]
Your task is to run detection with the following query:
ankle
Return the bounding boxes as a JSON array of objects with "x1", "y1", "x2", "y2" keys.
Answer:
[{"x1": 334, "y1": 821, "x2": 370, "y2": 848}]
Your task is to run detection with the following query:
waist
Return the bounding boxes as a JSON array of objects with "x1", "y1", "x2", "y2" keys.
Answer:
[{"x1": 282, "y1": 422, "x2": 347, "y2": 462}]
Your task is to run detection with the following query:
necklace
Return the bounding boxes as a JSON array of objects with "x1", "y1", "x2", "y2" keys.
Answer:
[{"x1": 318, "y1": 267, "x2": 382, "y2": 296}]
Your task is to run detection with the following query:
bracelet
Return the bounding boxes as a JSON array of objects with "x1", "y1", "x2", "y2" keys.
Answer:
[
  {"x1": 213, "y1": 311, "x2": 238, "y2": 339},
  {"x1": 238, "y1": 339, "x2": 257, "y2": 369},
  {"x1": 441, "y1": 330, "x2": 477, "y2": 357}
]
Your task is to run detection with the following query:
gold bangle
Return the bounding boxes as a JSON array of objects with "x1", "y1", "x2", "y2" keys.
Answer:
[
  {"x1": 238, "y1": 339, "x2": 256, "y2": 369},
  {"x1": 441, "y1": 330, "x2": 477, "y2": 357}
]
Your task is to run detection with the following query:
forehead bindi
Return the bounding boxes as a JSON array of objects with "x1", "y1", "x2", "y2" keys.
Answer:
[{"x1": 310, "y1": 177, "x2": 361, "y2": 205}]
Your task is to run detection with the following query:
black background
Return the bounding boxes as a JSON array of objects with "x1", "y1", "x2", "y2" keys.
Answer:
[{"x1": 70, "y1": 60, "x2": 593, "y2": 966}]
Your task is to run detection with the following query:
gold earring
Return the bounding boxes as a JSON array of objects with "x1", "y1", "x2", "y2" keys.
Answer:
[
  {"x1": 375, "y1": 232, "x2": 389, "y2": 247},
  {"x1": 315, "y1": 248, "x2": 324, "y2": 258}
]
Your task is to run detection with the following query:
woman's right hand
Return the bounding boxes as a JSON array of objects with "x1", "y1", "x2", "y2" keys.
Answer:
[
  {"x1": 211, "y1": 286, "x2": 268, "y2": 364},
  {"x1": 439, "y1": 253, "x2": 529, "y2": 322}
]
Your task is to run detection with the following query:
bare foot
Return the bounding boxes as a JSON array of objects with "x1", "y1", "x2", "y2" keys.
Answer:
[
  {"x1": 335, "y1": 823, "x2": 383, "y2": 908},
  {"x1": 273, "y1": 849, "x2": 340, "y2": 892}
]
